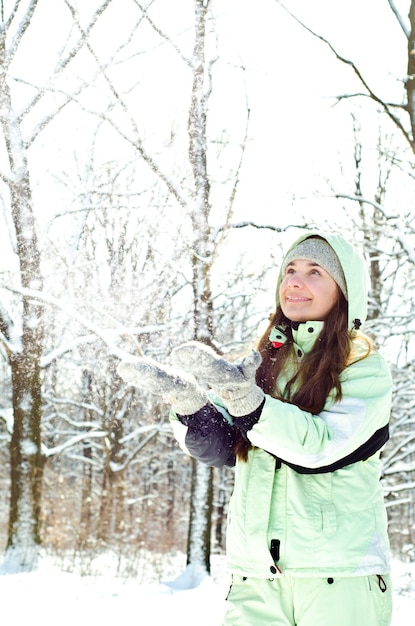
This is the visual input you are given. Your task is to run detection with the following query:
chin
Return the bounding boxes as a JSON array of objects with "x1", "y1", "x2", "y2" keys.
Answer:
[{"x1": 283, "y1": 311, "x2": 307, "y2": 322}]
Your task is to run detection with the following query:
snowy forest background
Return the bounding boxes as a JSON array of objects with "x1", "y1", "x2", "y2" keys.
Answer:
[{"x1": 0, "y1": 0, "x2": 415, "y2": 579}]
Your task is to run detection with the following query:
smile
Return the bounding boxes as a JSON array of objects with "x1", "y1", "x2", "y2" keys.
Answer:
[{"x1": 286, "y1": 297, "x2": 311, "y2": 302}]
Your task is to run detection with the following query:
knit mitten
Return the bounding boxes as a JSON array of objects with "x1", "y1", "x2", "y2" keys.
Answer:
[
  {"x1": 117, "y1": 357, "x2": 209, "y2": 416},
  {"x1": 171, "y1": 341, "x2": 264, "y2": 417}
]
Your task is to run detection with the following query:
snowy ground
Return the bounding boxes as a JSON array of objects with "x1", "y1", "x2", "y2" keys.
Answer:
[{"x1": 1, "y1": 553, "x2": 414, "y2": 625}]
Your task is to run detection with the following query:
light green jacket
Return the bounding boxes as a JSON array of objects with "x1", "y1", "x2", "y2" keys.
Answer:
[{"x1": 229, "y1": 233, "x2": 391, "y2": 578}]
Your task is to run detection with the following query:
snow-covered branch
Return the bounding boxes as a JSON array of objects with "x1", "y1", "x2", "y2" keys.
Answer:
[
  {"x1": 42, "y1": 429, "x2": 108, "y2": 458},
  {"x1": 6, "y1": 285, "x2": 165, "y2": 362}
]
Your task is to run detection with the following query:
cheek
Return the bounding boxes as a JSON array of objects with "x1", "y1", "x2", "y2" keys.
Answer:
[
  {"x1": 329, "y1": 287, "x2": 339, "y2": 305},
  {"x1": 323, "y1": 288, "x2": 339, "y2": 315}
]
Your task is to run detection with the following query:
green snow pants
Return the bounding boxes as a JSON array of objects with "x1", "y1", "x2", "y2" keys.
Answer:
[{"x1": 223, "y1": 573, "x2": 392, "y2": 626}]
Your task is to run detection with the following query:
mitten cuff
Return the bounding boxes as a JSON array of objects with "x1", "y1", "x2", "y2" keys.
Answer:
[
  {"x1": 226, "y1": 386, "x2": 265, "y2": 417},
  {"x1": 233, "y1": 397, "x2": 266, "y2": 435},
  {"x1": 171, "y1": 394, "x2": 209, "y2": 417}
]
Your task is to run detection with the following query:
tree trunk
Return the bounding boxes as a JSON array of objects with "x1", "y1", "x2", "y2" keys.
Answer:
[
  {"x1": 0, "y1": 34, "x2": 45, "y2": 573},
  {"x1": 185, "y1": 0, "x2": 215, "y2": 574},
  {"x1": 187, "y1": 458, "x2": 213, "y2": 573},
  {"x1": 78, "y1": 371, "x2": 94, "y2": 549},
  {"x1": 406, "y1": 0, "x2": 415, "y2": 146}
]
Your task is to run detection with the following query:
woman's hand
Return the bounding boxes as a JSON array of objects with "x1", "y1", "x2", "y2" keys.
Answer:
[{"x1": 171, "y1": 341, "x2": 264, "y2": 417}]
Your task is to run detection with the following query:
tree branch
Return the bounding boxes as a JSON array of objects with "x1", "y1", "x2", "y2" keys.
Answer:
[
  {"x1": 386, "y1": 0, "x2": 410, "y2": 38},
  {"x1": 6, "y1": 0, "x2": 38, "y2": 59},
  {"x1": 5, "y1": 286, "x2": 150, "y2": 361},
  {"x1": 134, "y1": 0, "x2": 193, "y2": 67},
  {"x1": 64, "y1": 0, "x2": 190, "y2": 210},
  {"x1": 274, "y1": 0, "x2": 415, "y2": 152}
]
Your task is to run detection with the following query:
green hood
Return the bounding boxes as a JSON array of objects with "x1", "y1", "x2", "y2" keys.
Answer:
[{"x1": 275, "y1": 232, "x2": 369, "y2": 331}]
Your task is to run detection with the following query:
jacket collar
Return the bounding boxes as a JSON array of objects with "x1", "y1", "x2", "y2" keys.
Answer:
[
  {"x1": 269, "y1": 320, "x2": 324, "y2": 355},
  {"x1": 291, "y1": 321, "x2": 324, "y2": 355}
]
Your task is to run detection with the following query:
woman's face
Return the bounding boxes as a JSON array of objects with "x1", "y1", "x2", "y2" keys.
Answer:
[{"x1": 279, "y1": 259, "x2": 339, "y2": 322}]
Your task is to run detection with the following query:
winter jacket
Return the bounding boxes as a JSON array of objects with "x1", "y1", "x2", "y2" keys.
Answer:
[{"x1": 170, "y1": 233, "x2": 392, "y2": 579}]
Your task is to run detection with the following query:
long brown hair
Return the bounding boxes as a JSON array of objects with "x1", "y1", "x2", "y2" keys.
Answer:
[{"x1": 235, "y1": 289, "x2": 372, "y2": 461}]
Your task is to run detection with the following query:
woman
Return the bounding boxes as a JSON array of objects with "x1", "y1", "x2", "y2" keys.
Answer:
[{"x1": 118, "y1": 232, "x2": 393, "y2": 626}]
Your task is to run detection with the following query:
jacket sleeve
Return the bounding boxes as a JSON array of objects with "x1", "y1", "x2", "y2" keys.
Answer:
[
  {"x1": 169, "y1": 402, "x2": 236, "y2": 468},
  {"x1": 238, "y1": 351, "x2": 392, "y2": 470}
]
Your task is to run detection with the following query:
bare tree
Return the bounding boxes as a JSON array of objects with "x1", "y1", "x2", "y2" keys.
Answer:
[
  {"x1": 0, "y1": 1, "x2": 46, "y2": 571},
  {"x1": 88, "y1": 0, "x2": 250, "y2": 574},
  {"x1": 0, "y1": 0, "x2": 120, "y2": 572}
]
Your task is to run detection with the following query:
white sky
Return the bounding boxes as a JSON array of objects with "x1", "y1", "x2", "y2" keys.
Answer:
[{"x1": 8, "y1": 0, "x2": 411, "y2": 233}]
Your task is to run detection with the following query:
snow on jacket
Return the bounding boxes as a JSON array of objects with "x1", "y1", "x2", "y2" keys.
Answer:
[{"x1": 170, "y1": 232, "x2": 392, "y2": 579}]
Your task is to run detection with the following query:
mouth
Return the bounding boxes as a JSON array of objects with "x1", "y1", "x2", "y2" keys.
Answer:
[{"x1": 286, "y1": 296, "x2": 311, "y2": 302}]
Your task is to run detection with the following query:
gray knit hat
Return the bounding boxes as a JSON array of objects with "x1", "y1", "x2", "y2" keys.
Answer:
[{"x1": 283, "y1": 237, "x2": 348, "y2": 299}]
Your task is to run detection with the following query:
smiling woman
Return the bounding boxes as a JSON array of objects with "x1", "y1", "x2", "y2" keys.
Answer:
[{"x1": 117, "y1": 230, "x2": 393, "y2": 626}]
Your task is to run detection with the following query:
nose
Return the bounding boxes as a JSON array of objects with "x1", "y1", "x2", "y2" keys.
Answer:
[{"x1": 287, "y1": 273, "x2": 304, "y2": 288}]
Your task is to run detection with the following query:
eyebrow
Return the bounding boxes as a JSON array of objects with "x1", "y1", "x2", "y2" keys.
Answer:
[{"x1": 286, "y1": 260, "x2": 321, "y2": 267}]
